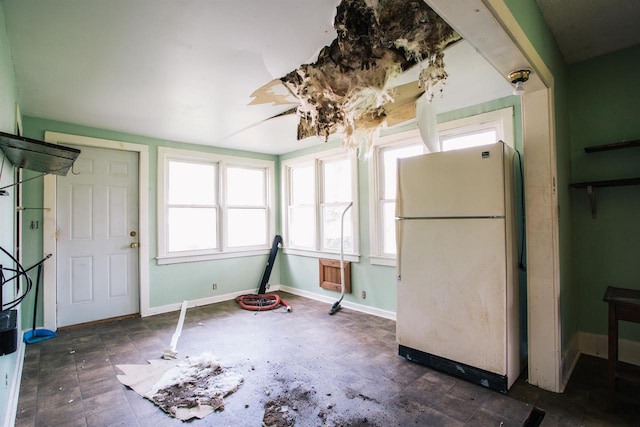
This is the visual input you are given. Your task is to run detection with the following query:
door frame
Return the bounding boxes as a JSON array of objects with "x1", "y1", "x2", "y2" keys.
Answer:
[
  {"x1": 426, "y1": 0, "x2": 563, "y2": 391},
  {"x1": 42, "y1": 132, "x2": 150, "y2": 329}
]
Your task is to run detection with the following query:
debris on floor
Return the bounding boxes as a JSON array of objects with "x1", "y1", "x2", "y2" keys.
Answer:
[
  {"x1": 262, "y1": 399, "x2": 295, "y2": 427},
  {"x1": 116, "y1": 353, "x2": 243, "y2": 421}
]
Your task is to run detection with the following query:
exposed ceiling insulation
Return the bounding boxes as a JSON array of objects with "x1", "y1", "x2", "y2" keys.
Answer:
[{"x1": 252, "y1": 0, "x2": 460, "y2": 152}]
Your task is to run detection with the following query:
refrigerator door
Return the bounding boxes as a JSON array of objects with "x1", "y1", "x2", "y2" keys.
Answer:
[
  {"x1": 397, "y1": 143, "x2": 506, "y2": 219},
  {"x1": 396, "y1": 217, "x2": 507, "y2": 375}
]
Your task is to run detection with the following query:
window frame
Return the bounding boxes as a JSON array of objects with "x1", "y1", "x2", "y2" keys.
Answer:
[
  {"x1": 368, "y1": 129, "x2": 427, "y2": 266},
  {"x1": 165, "y1": 158, "x2": 220, "y2": 254},
  {"x1": 438, "y1": 107, "x2": 514, "y2": 151},
  {"x1": 281, "y1": 148, "x2": 359, "y2": 262},
  {"x1": 157, "y1": 147, "x2": 275, "y2": 265}
]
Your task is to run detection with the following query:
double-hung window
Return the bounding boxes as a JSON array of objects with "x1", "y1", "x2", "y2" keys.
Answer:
[
  {"x1": 157, "y1": 147, "x2": 275, "y2": 264},
  {"x1": 320, "y1": 157, "x2": 354, "y2": 253},
  {"x1": 282, "y1": 150, "x2": 358, "y2": 259},
  {"x1": 288, "y1": 162, "x2": 316, "y2": 249},
  {"x1": 369, "y1": 129, "x2": 426, "y2": 265},
  {"x1": 226, "y1": 165, "x2": 269, "y2": 248},
  {"x1": 166, "y1": 159, "x2": 219, "y2": 253}
]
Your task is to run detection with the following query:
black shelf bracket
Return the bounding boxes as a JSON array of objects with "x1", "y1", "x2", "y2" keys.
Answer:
[{"x1": 569, "y1": 178, "x2": 640, "y2": 218}]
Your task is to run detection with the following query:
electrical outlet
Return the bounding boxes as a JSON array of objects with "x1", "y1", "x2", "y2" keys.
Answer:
[
  {"x1": 212, "y1": 283, "x2": 217, "y2": 290},
  {"x1": 361, "y1": 290, "x2": 366, "y2": 299}
]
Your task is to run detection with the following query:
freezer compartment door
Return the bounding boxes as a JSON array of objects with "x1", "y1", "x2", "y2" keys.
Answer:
[
  {"x1": 396, "y1": 142, "x2": 506, "y2": 218},
  {"x1": 396, "y1": 218, "x2": 508, "y2": 375}
]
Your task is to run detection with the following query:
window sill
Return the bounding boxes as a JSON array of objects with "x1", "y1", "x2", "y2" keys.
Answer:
[
  {"x1": 283, "y1": 248, "x2": 360, "y2": 263},
  {"x1": 156, "y1": 248, "x2": 271, "y2": 265},
  {"x1": 369, "y1": 256, "x2": 397, "y2": 267}
]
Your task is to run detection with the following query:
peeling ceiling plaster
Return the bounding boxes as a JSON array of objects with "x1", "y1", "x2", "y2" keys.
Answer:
[
  {"x1": 1, "y1": 0, "x2": 513, "y2": 154},
  {"x1": 254, "y1": 0, "x2": 460, "y2": 152}
]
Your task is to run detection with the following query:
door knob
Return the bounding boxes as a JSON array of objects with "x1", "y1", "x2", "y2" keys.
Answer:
[{"x1": 130, "y1": 242, "x2": 138, "y2": 248}]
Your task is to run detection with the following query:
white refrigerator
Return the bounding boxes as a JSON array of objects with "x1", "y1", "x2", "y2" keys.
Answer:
[{"x1": 395, "y1": 141, "x2": 520, "y2": 392}]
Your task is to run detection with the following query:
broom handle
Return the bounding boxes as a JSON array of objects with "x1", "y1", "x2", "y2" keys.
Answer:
[{"x1": 31, "y1": 264, "x2": 42, "y2": 332}]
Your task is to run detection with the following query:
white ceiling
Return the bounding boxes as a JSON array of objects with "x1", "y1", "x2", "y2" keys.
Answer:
[
  {"x1": 1, "y1": 0, "x2": 514, "y2": 154},
  {"x1": 536, "y1": 0, "x2": 640, "y2": 64}
]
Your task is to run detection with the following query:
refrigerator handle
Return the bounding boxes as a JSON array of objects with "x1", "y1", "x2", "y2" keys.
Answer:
[
  {"x1": 395, "y1": 160, "x2": 403, "y2": 281},
  {"x1": 395, "y1": 218, "x2": 402, "y2": 281}
]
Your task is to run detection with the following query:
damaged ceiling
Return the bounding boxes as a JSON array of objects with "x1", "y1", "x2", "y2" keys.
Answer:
[
  {"x1": 253, "y1": 0, "x2": 461, "y2": 151},
  {"x1": 1, "y1": 0, "x2": 514, "y2": 154}
]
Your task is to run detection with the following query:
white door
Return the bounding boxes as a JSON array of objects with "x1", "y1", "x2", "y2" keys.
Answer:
[{"x1": 56, "y1": 145, "x2": 139, "y2": 327}]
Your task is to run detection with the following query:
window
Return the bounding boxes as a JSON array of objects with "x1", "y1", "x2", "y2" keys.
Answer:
[
  {"x1": 369, "y1": 107, "x2": 514, "y2": 265},
  {"x1": 369, "y1": 129, "x2": 426, "y2": 265},
  {"x1": 288, "y1": 163, "x2": 315, "y2": 249},
  {"x1": 282, "y1": 150, "x2": 358, "y2": 259},
  {"x1": 157, "y1": 147, "x2": 274, "y2": 264},
  {"x1": 321, "y1": 157, "x2": 353, "y2": 252},
  {"x1": 226, "y1": 166, "x2": 268, "y2": 248},
  {"x1": 440, "y1": 129, "x2": 497, "y2": 151},
  {"x1": 166, "y1": 160, "x2": 218, "y2": 253},
  {"x1": 438, "y1": 107, "x2": 514, "y2": 151}
]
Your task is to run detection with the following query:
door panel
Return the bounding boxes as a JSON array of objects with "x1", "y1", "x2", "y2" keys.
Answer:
[{"x1": 57, "y1": 145, "x2": 139, "y2": 327}]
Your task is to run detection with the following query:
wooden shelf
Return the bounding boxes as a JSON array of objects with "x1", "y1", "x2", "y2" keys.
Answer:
[
  {"x1": 569, "y1": 178, "x2": 640, "y2": 218},
  {"x1": 584, "y1": 139, "x2": 640, "y2": 153},
  {"x1": 570, "y1": 177, "x2": 640, "y2": 189}
]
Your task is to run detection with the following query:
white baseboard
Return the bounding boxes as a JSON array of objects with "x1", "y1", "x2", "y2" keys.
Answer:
[
  {"x1": 277, "y1": 285, "x2": 396, "y2": 320},
  {"x1": 580, "y1": 331, "x2": 640, "y2": 365},
  {"x1": 3, "y1": 340, "x2": 25, "y2": 427},
  {"x1": 144, "y1": 285, "x2": 397, "y2": 321},
  {"x1": 560, "y1": 331, "x2": 581, "y2": 392},
  {"x1": 144, "y1": 288, "x2": 263, "y2": 316}
]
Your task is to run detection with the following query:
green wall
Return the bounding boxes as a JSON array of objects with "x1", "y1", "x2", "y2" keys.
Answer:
[
  {"x1": 20, "y1": 116, "x2": 281, "y2": 320},
  {"x1": 568, "y1": 45, "x2": 640, "y2": 341},
  {"x1": 0, "y1": 2, "x2": 20, "y2": 421},
  {"x1": 279, "y1": 96, "x2": 524, "y2": 315}
]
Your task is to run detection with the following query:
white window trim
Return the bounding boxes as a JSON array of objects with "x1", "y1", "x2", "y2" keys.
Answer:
[
  {"x1": 157, "y1": 147, "x2": 275, "y2": 264},
  {"x1": 368, "y1": 129, "x2": 426, "y2": 266},
  {"x1": 438, "y1": 107, "x2": 514, "y2": 150},
  {"x1": 281, "y1": 148, "x2": 360, "y2": 262}
]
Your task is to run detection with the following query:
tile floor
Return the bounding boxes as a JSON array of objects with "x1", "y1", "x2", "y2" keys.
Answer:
[{"x1": 14, "y1": 292, "x2": 640, "y2": 426}]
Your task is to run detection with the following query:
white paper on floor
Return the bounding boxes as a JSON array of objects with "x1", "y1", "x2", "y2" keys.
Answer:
[{"x1": 116, "y1": 353, "x2": 244, "y2": 421}]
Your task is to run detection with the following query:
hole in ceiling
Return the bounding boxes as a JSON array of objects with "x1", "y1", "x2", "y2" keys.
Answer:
[{"x1": 252, "y1": 0, "x2": 461, "y2": 154}]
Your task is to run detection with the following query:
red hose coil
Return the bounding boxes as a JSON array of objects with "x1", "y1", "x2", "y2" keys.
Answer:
[{"x1": 236, "y1": 294, "x2": 290, "y2": 311}]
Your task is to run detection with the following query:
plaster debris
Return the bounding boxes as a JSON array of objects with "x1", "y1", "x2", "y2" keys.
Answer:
[
  {"x1": 251, "y1": 0, "x2": 460, "y2": 154},
  {"x1": 117, "y1": 353, "x2": 243, "y2": 421},
  {"x1": 262, "y1": 399, "x2": 295, "y2": 427}
]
